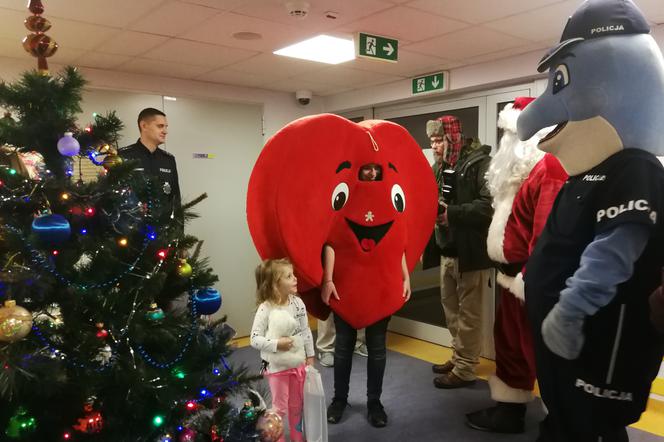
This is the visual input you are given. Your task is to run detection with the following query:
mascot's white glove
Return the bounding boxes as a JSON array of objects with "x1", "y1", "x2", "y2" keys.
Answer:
[{"x1": 542, "y1": 302, "x2": 585, "y2": 360}]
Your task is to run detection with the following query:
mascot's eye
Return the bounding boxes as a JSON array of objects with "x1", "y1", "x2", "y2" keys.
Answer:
[
  {"x1": 391, "y1": 184, "x2": 406, "y2": 212},
  {"x1": 331, "y1": 182, "x2": 349, "y2": 211},
  {"x1": 552, "y1": 64, "x2": 570, "y2": 94}
]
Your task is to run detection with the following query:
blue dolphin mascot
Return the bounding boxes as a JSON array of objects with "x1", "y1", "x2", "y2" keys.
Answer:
[{"x1": 517, "y1": 0, "x2": 664, "y2": 441}]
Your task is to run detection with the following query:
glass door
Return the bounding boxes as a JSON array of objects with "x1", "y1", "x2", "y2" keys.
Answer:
[{"x1": 373, "y1": 88, "x2": 531, "y2": 359}]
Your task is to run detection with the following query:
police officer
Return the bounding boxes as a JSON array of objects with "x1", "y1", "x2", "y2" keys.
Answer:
[{"x1": 120, "y1": 107, "x2": 182, "y2": 231}]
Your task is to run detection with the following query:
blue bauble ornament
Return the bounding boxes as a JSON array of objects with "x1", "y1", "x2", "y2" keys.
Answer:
[
  {"x1": 57, "y1": 132, "x2": 80, "y2": 157},
  {"x1": 31, "y1": 214, "x2": 71, "y2": 244},
  {"x1": 193, "y1": 288, "x2": 222, "y2": 316}
]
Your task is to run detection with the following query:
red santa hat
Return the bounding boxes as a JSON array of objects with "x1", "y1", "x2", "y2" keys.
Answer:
[{"x1": 498, "y1": 97, "x2": 536, "y2": 133}]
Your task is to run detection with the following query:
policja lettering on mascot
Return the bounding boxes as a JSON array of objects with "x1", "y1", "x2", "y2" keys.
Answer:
[
  {"x1": 595, "y1": 199, "x2": 653, "y2": 223},
  {"x1": 575, "y1": 378, "x2": 633, "y2": 402}
]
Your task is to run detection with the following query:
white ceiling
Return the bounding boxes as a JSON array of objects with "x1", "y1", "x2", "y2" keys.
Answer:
[{"x1": 0, "y1": 0, "x2": 662, "y2": 96}]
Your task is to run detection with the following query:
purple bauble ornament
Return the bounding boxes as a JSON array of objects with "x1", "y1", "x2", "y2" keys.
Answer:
[{"x1": 57, "y1": 132, "x2": 80, "y2": 156}]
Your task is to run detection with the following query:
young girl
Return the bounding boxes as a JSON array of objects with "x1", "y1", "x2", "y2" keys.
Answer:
[{"x1": 250, "y1": 258, "x2": 315, "y2": 442}]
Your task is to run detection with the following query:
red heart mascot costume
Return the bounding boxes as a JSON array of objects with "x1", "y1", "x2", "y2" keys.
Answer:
[{"x1": 247, "y1": 114, "x2": 437, "y2": 328}]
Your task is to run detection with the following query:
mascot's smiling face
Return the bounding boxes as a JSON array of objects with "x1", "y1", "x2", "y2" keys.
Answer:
[
  {"x1": 331, "y1": 159, "x2": 404, "y2": 253},
  {"x1": 247, "y1": 114, "x2": 437, "y2": 328}
]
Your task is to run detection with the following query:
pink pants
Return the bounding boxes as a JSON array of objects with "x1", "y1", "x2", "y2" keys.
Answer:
[{"x1": 265, "y1": 364, "x2": 307, "y2": 442}]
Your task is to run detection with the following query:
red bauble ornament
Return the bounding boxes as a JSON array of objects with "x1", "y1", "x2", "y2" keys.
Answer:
[
  {"x1": 24, "y1": 15, "x2": 51, "y2": 32},
  {"x1": 22, "y1": 33, "x2": 58, "y2": 58},
  {"x1": 95, "y1": 323, "x2": 108, "y2": 339}
]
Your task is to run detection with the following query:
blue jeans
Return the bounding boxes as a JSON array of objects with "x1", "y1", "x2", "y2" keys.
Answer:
[{"x1": 333, "y1": 314, "x2": 390, "y2": 403}]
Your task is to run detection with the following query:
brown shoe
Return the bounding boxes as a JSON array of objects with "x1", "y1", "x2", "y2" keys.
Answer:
[
  {"x1": 432, "y1": 360, "x2": 454, "y2": 374},
  {"x1": 433, "y1": 371, "x2": 476, "y2": 389}
]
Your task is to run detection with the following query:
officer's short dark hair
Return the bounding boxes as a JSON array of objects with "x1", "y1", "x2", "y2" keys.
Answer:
[{"x1": 137, "y1": 108, "x2": 166, "y2": 131}]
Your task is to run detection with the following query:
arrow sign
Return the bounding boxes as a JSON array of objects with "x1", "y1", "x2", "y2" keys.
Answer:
[
  {"x1": 412, "y1": 72, "x2": 447, "y2": 95},
  {"x1": 357, "y1": 32, "x2": 398, "y2": 62}
]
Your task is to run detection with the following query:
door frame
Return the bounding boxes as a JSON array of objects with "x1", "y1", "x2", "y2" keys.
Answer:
[{"x1": 364, "y1": 83, "x2": 535, "y2": 359}]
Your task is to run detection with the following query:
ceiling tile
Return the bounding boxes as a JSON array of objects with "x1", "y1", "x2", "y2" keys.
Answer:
[
  {"x1": 628, "y1": 0, "x2": 664, "y2": 24},
  {"x1": 266, "y1": 77, "x2": 351, "y2": 96},
  {"x1": 116, "y1": 58, "x2": 212, "y2": 79},
  {"x1": 406, "y1": 26, "x2": 531, "y2": 60},
  {"x1": 178, "y1": 0, "x2": 245, "y2": 10},
  {"x1": 181, "y1": 11, "x2": 313, "y2": 52},
  {"x1": 144, "y1": 39, "x2": 258, "y2": 68},
  {"x1": 95, "y1": 31, "x2": 169, "y2": 57},
  {"x1": 49, "y1": 46, "x2": 88, "y2": 65},
  {"x1": 339, "y1": 6, "x2": 469, "y2": 43},
  {"x1": 484, "y1": 0, "x2": 581, "y2": 42},
  {"x1": 408, "y1": 0, "x2": 563, "y2": 25},
  {"x1": 194, "y1": 67, "x2": 274, "y2": 87},
  {"x1": 225, "y1": 53, "x2": 325, "y2": 78},
  {"x1": 0, "y1": 0, "x2": 164, "y2": 28},
  {"x1": 129, "y1": 1, "x2": 221, "y2": 37},
  {"x1": 72, "y1": 52, "x2": 133, "y2": 70},
  {"x1": 231, "y1": 0, "x2": 395, "y2": 31},
  {"x1": 48, "y1": 18, "x2": 118, "y2": 51},
  {"x1": 0, "y1": 8, "x2": 37, "y2": 42},
  {"x1": 290, "y1": 65, "x2": 402, "y2": 88},
  {"x1": 460, "y1": 42, "x2": 548, "y2": 66},
  {"x1": 0, "y1": 37, "x2": 31, "y2": 60}
]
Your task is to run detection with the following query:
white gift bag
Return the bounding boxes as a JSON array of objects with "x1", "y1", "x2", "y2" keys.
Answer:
[{"x1": 303, "y1": 365, "x2": 328, "y2": 442}]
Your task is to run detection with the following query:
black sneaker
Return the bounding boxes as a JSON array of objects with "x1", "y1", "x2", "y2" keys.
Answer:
[
  {"x1": 367, "y1": 400, "x2": 387, "y2": 428},
  {"x1": 327, "y1": 398, "x2": 347, "y2": 424}
]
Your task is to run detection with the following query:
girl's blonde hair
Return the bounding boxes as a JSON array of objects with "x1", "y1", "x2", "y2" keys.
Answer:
[{"x1": 255, "y1": 258, "x2": 292, "y2": 306}]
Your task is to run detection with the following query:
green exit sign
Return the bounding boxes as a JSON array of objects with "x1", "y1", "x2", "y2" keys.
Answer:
[
  {"x1": 356, "y1": 32, "x2": 398, "y2": 62},
  {"x1": 412, "y1": 72, "x2": 447, "y2": 94}
]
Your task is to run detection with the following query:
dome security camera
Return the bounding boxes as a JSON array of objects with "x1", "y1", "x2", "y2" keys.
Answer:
[{"x1": 295, "y1": 90, "x2": 312, "y2": 106}]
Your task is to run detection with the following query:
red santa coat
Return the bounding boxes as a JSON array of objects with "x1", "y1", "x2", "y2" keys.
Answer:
[{"x1": 488, "y1": 153, "x2": 567, "y2": 402}]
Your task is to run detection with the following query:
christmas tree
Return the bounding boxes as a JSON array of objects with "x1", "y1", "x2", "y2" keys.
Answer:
[{"x1": 0, "y1": 65, "x2": 271, "y2": 441}]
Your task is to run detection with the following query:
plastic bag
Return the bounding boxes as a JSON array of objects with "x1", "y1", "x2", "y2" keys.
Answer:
[{"x1": 303, "y1": 365, "x2": 328, "y2": 442}]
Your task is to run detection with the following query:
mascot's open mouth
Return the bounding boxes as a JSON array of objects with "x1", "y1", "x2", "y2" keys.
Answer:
[
  {"x1": 346, "y1": 219, "x2": 393, "y2": 252},
  {"x1": 539, "y1": 121, "x2": 567, "y2": 144}
]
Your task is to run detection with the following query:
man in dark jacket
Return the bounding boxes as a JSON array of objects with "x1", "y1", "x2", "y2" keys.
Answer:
[
  {"x1": 119, "y1": 108, "x2": 182, "y2": 234},
  {"x1": 425, "y1": 116, "x2": 493, "y2": 388}
]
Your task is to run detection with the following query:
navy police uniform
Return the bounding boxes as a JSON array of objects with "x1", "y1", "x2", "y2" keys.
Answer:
[
  {"x1": 120, "y1": 140, "x2": 182, "y2": 229},
  {"x1": 525, "y1": 149, "x2": 664, "y2": 441}
]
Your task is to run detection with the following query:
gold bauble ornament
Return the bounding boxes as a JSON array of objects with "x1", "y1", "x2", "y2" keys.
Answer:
[
  {"x1": 177, "y1": 259, "x2": 192, "y2": 278},
  {"x1": 0, "y1": 300, "x2": 33, "y2": 342},
  {"x1": 256, "y1": 409, "x2": 284, "y2": 442},
  {"x1": 102, "y1": 154, "x2": 122, "y2": 170}
]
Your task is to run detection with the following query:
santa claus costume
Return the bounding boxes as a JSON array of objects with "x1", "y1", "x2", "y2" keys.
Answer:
[{"x1": 465, "y1": 97, "x2": 567, "y2": 433}]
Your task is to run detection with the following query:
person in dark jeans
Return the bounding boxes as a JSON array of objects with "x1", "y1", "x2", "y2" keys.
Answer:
[
  {"x1": 321, "y1": 163, "x2": 411, "y2": 428},
  {"x1": 331, "y1": 314, "x2": 391, "y2": 427}
]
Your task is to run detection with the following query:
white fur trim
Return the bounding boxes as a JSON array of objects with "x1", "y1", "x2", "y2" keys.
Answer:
[
  {"x1": 487, "y1": 198, "x2": 512, "y2": 263},
  {"x1": 488, "y1": 375, "x2": 534, "y2": 403},
  {"x1": 497, "y1": 103, "x2": 519, "y2": 132},
  {"x1": 496, "y1": 272, "x2": 513, "y2": 290},
  {"x1": 510, "y1": 273, "x2": 525, "y2": 302}
]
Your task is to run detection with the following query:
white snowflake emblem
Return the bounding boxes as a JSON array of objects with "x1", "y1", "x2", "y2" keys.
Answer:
[{"x1": 365, "y1": 211, "x2": 375, "y2": 222}]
